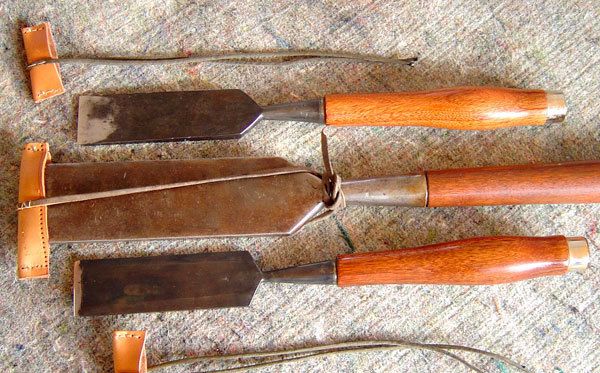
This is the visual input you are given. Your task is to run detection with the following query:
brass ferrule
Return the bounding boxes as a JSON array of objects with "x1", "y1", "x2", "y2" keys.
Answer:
[
  {"x1": 545, "y1": 91, "x2": 567, "y2": 124},
  {"x1": 566, "y1": 237, "x2": 589, "y2": 272}
]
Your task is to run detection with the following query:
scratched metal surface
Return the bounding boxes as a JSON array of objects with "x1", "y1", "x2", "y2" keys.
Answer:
[{"x1": 0, "y1": 1, "x2": 599, "y2": 372}]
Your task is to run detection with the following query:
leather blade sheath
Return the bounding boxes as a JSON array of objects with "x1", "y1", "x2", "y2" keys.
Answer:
[
  {"x1": 45, "y1": 158, "x2": 324, "y2": 242},
  {"x1": 75, "y1": 252, "x2": 263, "y2": 315},
  {"x1": 77, "y1": 90, "x2": 263, "y2": 144}
]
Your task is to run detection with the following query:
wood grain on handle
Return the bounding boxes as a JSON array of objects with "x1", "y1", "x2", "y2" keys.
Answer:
[
  {"x1": 426, "y1": 161, "x2": 600, "y2": 207},
  {"x1": 324, "y1": 86, "x2": 565, "y2": 129},
  {"x1": 336, "y1": 236, "x2": 583, "y2": 286}
]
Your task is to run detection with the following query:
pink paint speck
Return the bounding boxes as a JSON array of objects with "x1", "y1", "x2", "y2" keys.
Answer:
[{"x1": 587, "y1": 221, "x2": 597, "y2": 237}]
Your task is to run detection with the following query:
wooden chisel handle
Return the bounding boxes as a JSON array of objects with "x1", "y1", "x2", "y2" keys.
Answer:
[
  {"x1": 426, "y1": 161, "x2": 600, "y2": 206},
  {"x1": 342, "y1": 161, "x2": 600, "y2": 207},
  {"x1": 324, "y1": 86, "x2": 565, "y2": 129},
  {"x1": 336, "y1": 236, "x2": 589, "y2": 286}
]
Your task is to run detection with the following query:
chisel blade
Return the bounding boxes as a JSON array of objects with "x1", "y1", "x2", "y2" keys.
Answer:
[
  {"x1": 74, "y1": 252, "x2": 263, "y2": 316},
  {"x1": 77, "y1": 90, "x2": 263, "y2": 145},
  {"x1": 45, "y1": 158, "x2": 325, "y2": 242}
]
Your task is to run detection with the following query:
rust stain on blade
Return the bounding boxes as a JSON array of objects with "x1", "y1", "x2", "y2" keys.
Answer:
[
  {"x1": 77, "y1": 96, "x2": 119, "y2": 144},
  {"x1": 76, "y1": 252, "x2": 264, "y2": 315},
  {"x1": 45, "y1": 157, "x2": 324, "y2": 242},
  {"x1": 76, "y1": 90, "x2": 264, "y2": 145}
]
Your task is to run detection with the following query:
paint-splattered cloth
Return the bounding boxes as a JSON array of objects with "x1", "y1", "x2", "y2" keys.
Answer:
[{"x1": 1, "y1": 1, "x2": 598, "y2": 371}]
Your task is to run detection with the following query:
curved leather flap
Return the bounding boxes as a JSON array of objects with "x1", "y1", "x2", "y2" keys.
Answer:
[
  {"x1": 21, "y1": 22, "x2": 65, "y2": 102},
  {"x1": 113, "y1": 331, "x2": 147, "y2": 373},
  {"x1": 17, "y1": 143, "x2": 51, "y2": 279}
]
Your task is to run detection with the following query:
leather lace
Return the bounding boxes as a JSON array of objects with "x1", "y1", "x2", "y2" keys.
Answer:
[
  {"x1": 17, "y1": 132, "x2": 346, "y2": 229},
  {"x1": 27, "y1": 51, "x2": 417, "y2": 69},
  {"x1": 147, "y1": 339, "x2": 530, "y2": 373}
]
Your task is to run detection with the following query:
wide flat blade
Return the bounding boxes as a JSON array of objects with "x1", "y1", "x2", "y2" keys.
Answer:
[
  {"x1": 45, "y1": 157, "x2": 324, "y2": 242},
  {"x1": 75, "y1": 251, "x2": 263, "y2": 316},
  {"x1": 77, "y1": 89, "x2": 263, "y2": 145}
]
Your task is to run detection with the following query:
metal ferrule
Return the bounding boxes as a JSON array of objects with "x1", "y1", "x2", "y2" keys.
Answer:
[
  {"x1": 261, "y1": 99, "x2": 325, "y2": 124},
  {"x1": 262, "y1": 260, "x2": 337, "y2": 285},
  {"x1": 566, "y1": 237, "x2": 590, "y2": 272},
  {"x1": 545, "y1": 91, "x2": 567, "y2": 124},
  {"x1": 341, "y1": 174, "x2": 428, "y2": 207}
]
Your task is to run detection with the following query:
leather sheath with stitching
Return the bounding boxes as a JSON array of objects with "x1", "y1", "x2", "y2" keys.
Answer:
[
  {"x1": 113, "y1": 331, "x2": 147, "y2": 373},
  {"x1": 17, "y1": 143, "x2": 51, "y2": 279},
  {"x1": 22, "y1": 22, "x2": 65, "y2": 102}
]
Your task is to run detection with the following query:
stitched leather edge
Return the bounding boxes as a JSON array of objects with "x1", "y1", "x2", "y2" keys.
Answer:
[
  {"x1": 113, "y1": 331, "x2": 148, "y2": 373},
  {"x1": 21, "y1": 22, "x2": 65, "y2": 102},
  {"x1": 17, "y1": 142, "x2": 51, "y2": 279}
]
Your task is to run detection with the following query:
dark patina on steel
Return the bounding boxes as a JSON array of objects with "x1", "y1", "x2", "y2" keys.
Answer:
[
  {"x1": 42, "y1": 156, "x2": 427, "y2": 243},
  {"x1": 77, "y1": 89, "x2": 324, "y2": 145},
  {"x1": 75, "y1": 251, "x2": 336, "y2": 316},
  {"x1": 45, "y1": 157, "x2": 326, "y2": 242}
]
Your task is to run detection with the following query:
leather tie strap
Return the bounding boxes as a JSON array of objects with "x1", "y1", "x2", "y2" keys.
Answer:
[
  {"x1": 120, "y1": 329, "x2": 528, "y2": 372},
  {"x1": 17, "y1": 166, "x2": 317, "y2": 210},
  {"x1": 302, "y1": 130, "x2": 346, "y2": 225},
  {"x1": 320, "y1": 130, "x2": 346, "y2": 211},
  {"x1": 21, "y1": 23, "x2": 65, "y2": 102},
  {"x1": 15, "y1": 137, "x2": 345, "y2": 279},
  {"x1": 27, "y1": 52, "x2": 417, "y2": 69},
  {"x1": 17, "y1": 133, "x2": 346, "y2": 220},
  {"x1": 20, "y1": 24, "x2": 415, "y2": 103}
]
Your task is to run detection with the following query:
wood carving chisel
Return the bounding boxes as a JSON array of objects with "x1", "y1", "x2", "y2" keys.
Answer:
[
  {"x1": 77, "y1": 87, "x2": 566, "y2": 144},
  {"x1": 74, "y1": 235, "x2": 590, "y2": 315}
]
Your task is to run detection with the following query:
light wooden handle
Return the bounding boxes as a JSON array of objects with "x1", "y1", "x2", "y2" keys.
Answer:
[
  {"x1": 426, "y1": 161, "x2": 600, "y2": 207},
  {"x1": 336, "y1": 236, "x2": 589, "y2": 286},
  {"x1": 324, "y1": 86, "x2": 565, "y2": 129}
]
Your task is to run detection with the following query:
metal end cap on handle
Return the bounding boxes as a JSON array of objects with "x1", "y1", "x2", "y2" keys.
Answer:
[
  {"x1": 566, "y1": 237, "x2": 590, "y2": 272},
  {"x1": 545, "y1": 91, "x2": 567, "y2": 124}
]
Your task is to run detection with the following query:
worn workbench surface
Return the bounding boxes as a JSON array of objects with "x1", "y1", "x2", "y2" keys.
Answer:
[{"x1": 1, "y1": 1, "x2": 599, "y2": 372}]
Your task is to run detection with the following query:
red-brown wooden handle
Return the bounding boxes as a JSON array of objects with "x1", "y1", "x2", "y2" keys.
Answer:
[
  {"x1": 336, "y1": 236, "x2": 589, "y2": 286},
  {"x1": 324, "y1": 86, "x2": 565, "y2": 129},
  {"x1": 426, "y1": 161, "x2": 600, "y2": 207}
]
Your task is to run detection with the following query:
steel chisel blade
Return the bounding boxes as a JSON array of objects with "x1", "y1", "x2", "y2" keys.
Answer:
[
  {"x1": 74, "y1": 252, "x2": 264, "y2": 316},
  {"x1": 77, "y1": 90, "x2": 263, "y2": 145}
]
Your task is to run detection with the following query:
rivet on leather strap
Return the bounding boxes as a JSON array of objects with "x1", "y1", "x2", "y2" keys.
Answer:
[
  {"x1": 113, "y1": 331, "x2": 148, "y2": 373},
  {"x1": 17, "y1": 142, "x2": 51, "y2": 279},
  {"x1": 21, "y1": 23, "x2": 65, "y2": 102}
]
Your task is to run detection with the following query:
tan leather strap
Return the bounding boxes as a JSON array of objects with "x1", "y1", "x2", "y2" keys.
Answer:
[
  {"x1": 17, "y1": 143, "x2": 51, "y2": 279},
  {"x1": 18, "y1": 166, "x2": 316, "y2": 209},
  {"x1": 27, "y1": 53, "x2": 417, "y2": 69},
  {"x1": 113, "y1": 331, "x2": 147, "y2": 373},
  {"x1": 21, "y1": 23, "x2": 65, "y2": 102}
]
